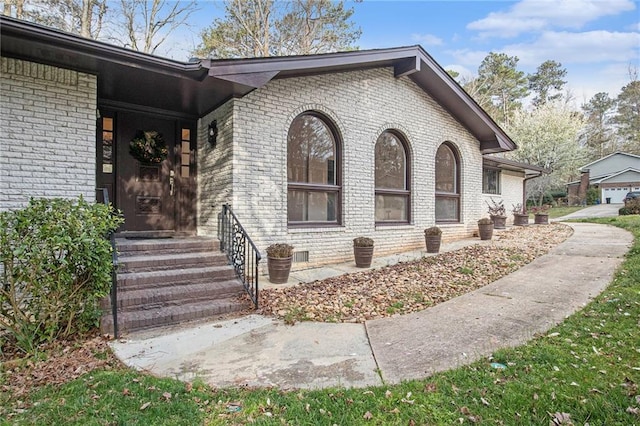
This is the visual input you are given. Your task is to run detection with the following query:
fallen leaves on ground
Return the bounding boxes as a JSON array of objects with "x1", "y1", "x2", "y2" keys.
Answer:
[
  {"x1": 260, "y1": 224, "x2": 573, "y2": 324},
  {"x1": 1, "y1": 334, "x2": 118, "y2": 399}
]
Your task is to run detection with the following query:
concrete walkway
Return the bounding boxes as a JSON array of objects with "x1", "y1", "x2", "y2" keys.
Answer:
[{"x1": 110, "y1": 222, "x2": 633, "y2": 390}]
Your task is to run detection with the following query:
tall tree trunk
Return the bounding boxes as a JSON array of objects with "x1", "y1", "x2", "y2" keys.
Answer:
[{"x1": 81, "y1": 0, "x2": 92, "y2": 38}]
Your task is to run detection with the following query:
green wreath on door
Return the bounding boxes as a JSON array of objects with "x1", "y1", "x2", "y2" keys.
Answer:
[{"x1": 129, "y1": 130, "x2": 168, "y2": 164}]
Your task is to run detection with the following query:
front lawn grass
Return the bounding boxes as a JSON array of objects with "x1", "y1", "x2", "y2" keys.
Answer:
[
  {"x1": 3, "y1": 216, "x2": 639, "y2": 425},
  {"x1": 546, "y1": 205, "x2": 586, "y2": 219}
]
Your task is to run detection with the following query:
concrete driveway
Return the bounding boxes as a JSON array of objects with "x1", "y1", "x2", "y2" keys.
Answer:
[{"x1": 554, "y1": 203, "x2": 622, "y2": 221}]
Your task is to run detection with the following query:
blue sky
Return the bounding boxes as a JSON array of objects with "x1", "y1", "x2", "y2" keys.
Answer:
[{"x1": 159, "y1": 0, "x2": 640, "y2": 107}]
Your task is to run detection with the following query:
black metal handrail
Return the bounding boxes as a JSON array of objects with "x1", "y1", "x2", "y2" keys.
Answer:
[
  {"x1": 218, "y1": 204, "x2": 261, "y2": 308},
  {"x1": 96, "y1": 188, "x2": 119, "y2": 339}
]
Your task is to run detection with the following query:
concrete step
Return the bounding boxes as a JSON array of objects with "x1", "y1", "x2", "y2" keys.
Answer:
[
  {"x1": 118, "y1": 251, "x2": 229, "y2": 273},
  {"x1": 117, "y1": 265, "x2": 238, "y2": 290},
  {"x1": 100, "y1": 297, "x2": 252, "y2": 335},
  {"x1": 102, "y1": 280, "x2": 245, "y2": 311}
]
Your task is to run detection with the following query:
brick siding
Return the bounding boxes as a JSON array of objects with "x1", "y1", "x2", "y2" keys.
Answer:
[
  {"x1": 0, "y1": 57, "x2": 97, "y2": 210},
  {"x1": 199, "y1": 67, "x2": 490, "y2": 268}
]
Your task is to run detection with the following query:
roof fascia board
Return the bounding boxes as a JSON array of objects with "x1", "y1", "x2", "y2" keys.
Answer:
[{"x1": 0, "y1": 16, "x2": 206, "y2": 80}]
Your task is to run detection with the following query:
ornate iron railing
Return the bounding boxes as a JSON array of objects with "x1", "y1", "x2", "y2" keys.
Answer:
[
  {"x1": 218, "y1": 204, "x2": 261, "y2": 308},
  {"x1": 96, "y1": 188, "x2": 120, "y2": 339}
]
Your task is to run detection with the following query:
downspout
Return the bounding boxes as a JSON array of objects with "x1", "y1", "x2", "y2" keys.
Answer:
[{"x1": 522, "y1": 175, "x2": 539, "y2": 213}]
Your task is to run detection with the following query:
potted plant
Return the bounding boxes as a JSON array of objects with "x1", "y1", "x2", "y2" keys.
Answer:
[
  {"x1": 424, "y1": 226, "x2": 442, "y2": 253},
  {"x1": 486, "y1": 198, "x2": 507, "y2": 229},
  {"x1": 512, "y1": 203, "x2": 529, "y2": 226},
  {"x1": 477, "y1": 217, "x2": 494, "y2": 240},
  {"x1": 266, "y1": 243, "x2": 294, "y2": 284},
  {"x1": 353, "y1": 236, "x2": 374, "y2": 268},
  {"x1": 531, "y1": 204, "x2": 550, "y2": 224}
]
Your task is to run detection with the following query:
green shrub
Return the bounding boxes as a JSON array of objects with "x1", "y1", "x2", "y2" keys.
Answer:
[
  {"x1": 0, "y1": 197, "x2": 123, "y2": 353},
  {"x1": 620, "y1": 199, "x2": 640, "y2": 215},
  {"x1": 586, "y1": 187, "x2": 599, "y2": 205}
]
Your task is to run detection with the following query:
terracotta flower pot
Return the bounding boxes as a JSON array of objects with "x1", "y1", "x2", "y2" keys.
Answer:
[
  {"x1": 513, "y1": 213, "x2": 529, "y2": 226},
  {"x1": 491, "y1": 215, "x2": 507, "y2": 229},
  {"x1": 425, "y1": 235, "x2": 441, "y2": 253},
  {"x1": 267, "y1": 256, "x2": 292, "y2": 284},
  {"x1": 354, "y1": 246, "x2": 374, "y2": 268}
]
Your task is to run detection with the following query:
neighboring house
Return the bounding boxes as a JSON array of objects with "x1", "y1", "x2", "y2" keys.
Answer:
[
  {"x1": 567, "y1": 152, "x2": 640, "y2": 205},
  {"x1": 1, "y1": 16, "x2": 543, "y2": 269}
]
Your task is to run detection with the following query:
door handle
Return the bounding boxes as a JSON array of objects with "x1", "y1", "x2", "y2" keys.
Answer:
[{"x1": 169, "y1": 170, "x2": 175, "y2": 196}]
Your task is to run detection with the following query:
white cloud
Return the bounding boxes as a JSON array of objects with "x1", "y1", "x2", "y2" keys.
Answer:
[
  {"x1": 445, "y1": 48, "x2": 490, "y2": 67},
  {"x1": 502, "y1": 31, "x2": 640, "y2": 66},
  {"x1": 568, "y1": 64, "x2": 632, "y2": 106},
  {"x1": 467, "y1": 0, "x2": 636, "y2": 38},
  {"x1": 443, "y1": 29, "x2": 638, "y2": 105},
  {"x1": 411, "y1": 33, "x2": 443, "y2": 46}
]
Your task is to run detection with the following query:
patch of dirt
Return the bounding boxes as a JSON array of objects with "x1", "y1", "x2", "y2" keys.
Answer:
[{"x1": 259, "y1": 223, "x2": 573, "y2": 324}]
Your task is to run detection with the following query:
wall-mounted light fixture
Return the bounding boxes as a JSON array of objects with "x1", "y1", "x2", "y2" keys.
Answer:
[{"x1": 208, "y1": 120, "x2": 218, "y2": 148}]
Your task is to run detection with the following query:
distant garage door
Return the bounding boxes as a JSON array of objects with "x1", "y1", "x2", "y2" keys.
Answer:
[{"x1": 602, "y1": 187, "x2": 629, "y2": 203}]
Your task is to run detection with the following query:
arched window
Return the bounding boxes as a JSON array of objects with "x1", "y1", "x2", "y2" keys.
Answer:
[
  {"x1": 287, "y1": 112, "x2": 340, "y2": 225},
  {"x1": 375, "y1": 130, "x2": 410, "y2": 223},
  {"x1": 435, "y1": 142, "x2": 460, "y2": 222}
]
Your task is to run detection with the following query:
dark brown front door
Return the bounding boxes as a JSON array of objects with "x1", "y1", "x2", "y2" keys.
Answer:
[{"x1": 117, "y1": 112, "x2": 176, "y2": 233}]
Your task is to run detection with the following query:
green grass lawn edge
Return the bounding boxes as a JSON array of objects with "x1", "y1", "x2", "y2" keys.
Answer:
[{"x1": 3, "y1": 216, "x2": 639, "y2": 425}]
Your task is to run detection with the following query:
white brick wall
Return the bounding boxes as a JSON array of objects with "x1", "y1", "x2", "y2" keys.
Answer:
[
  {"x1": 0, "y1": 57, "x2": 97, "y2": 210},
  {"x1": 197, "y1": 100, "x2": 235, "y2": 235},
  {"x1": 200, "y1": 67, "x2": 488, "y2": 267},
  {"x1": 482, "y1": 170, "x2": 525, "y2": 223}
]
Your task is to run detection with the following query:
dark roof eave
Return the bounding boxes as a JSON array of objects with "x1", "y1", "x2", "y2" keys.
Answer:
[
  {"x1": 203, "y1": 46, "x2": 517, "y2": 152},
  {"x1": 1, "y1": 16, "x2": 518, "y2": 147},
  {"x1": 0, "y1": 15, "x2": 208, "y2": 80},
  {"x1": 484, "y1": 155, "x2": 549, "y2": 177}
]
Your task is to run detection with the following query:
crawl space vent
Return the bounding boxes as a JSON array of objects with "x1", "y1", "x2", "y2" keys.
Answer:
[{"x1": 293, "y1": 251, "x2": 309, "y2": 263}]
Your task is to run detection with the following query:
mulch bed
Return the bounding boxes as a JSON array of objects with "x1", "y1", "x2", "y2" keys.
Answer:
[{"x1": 259, "y1": 223, "x2": 573, "y2": 324}]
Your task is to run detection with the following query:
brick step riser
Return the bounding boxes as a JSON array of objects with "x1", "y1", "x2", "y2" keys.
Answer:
[
  {"x1": 119, "y1": 257, "x2": 230, "y2": 273},
  {"x1": 117, "y1": 268, "x2": 238, "y2": 289},
  {"x1": 100, "y1": 299, "x2": 248, "y2": 335},
  {"x1": 116, "y1": 241, "x2": 220, "y2": 255},
  {"x1": 117, "y1": 247, "x2": 222, "y2": 257},
  {"x1": 100, "y1": 284, "x2": 245, "y2": 310}
]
